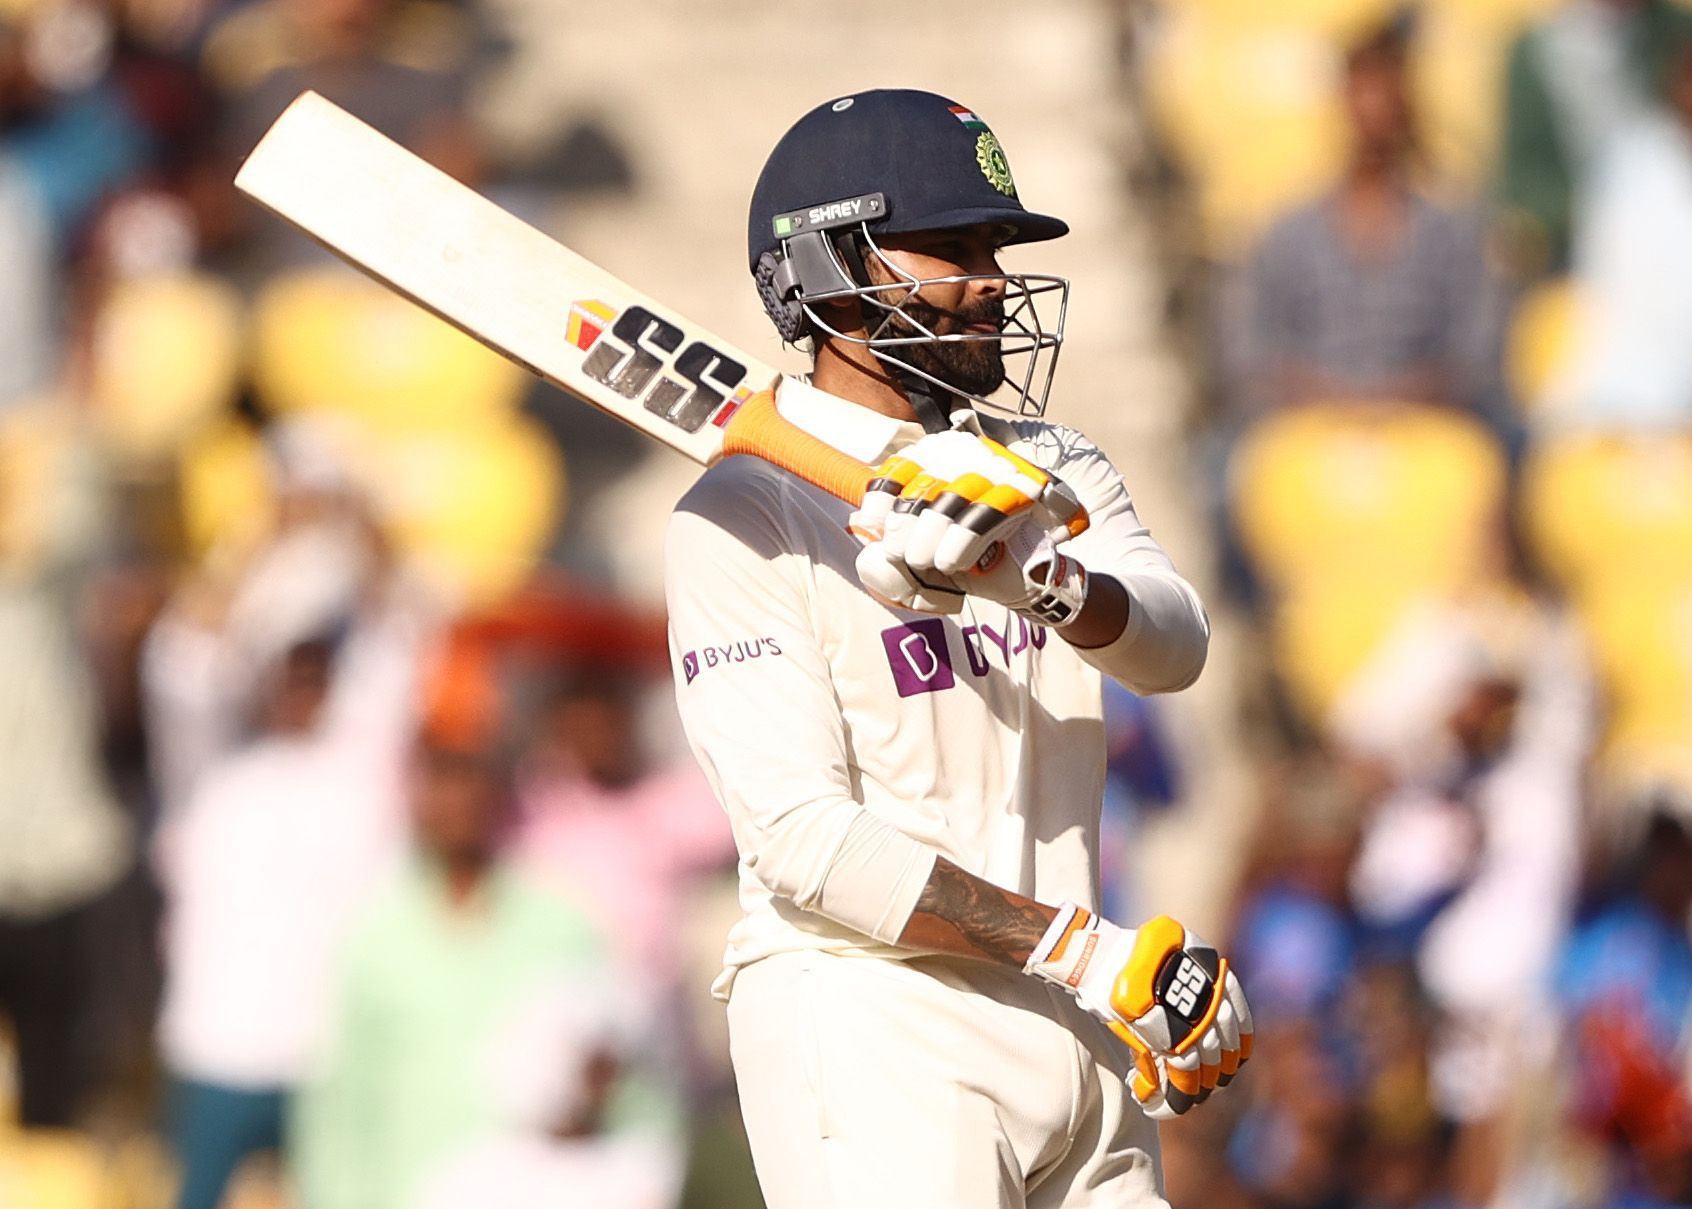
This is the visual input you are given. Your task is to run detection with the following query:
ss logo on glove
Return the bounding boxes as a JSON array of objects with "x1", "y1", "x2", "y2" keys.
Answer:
[{"x1": 1158, "y1": 951, "x2": 1214, "y2": 1026}]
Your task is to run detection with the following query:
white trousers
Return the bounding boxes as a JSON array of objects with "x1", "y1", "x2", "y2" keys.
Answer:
[{"x1": 726, "y1": 951, "x2": 1167, "y2": 1209}]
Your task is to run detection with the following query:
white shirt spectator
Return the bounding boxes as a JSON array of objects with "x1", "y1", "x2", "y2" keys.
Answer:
[
  {"x1": 155, "y1": 732, "x2": 402, "y2": 1087},
  {"x1": 1551, "y1": 111, "x2": 1692, "y2": 427},
  {"x1": 1336, "y1": 598, "x2": 1593, "y2": 1118}
]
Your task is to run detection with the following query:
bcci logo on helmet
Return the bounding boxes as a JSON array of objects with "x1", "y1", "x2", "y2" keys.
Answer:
[{"x1": 976, "y1": 132, "x2": 1017, "y2": 198}]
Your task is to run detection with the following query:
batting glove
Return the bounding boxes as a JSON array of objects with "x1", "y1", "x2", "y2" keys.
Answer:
[
  {"x1": 849, "y1": 431, "x2": 1088, "y2": 624},
  {"x1": 1025, "y1": 905, "x2": 1254, "y2": 1120}
]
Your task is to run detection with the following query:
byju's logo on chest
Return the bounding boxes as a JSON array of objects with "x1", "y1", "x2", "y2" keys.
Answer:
[
  {"x1": 880, "y1": 615, "x2": 1046, "y2": 697},
  {"x1": 882, "y1": 619, "x2": 957, "y2": 698}
]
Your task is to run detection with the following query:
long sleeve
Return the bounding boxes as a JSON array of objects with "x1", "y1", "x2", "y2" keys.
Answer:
[
  {"x1": 665, "y1": 467, "x2": 936, "y2": 944},
  {"x1": 1052, "y1": 430, "x2": 1210, "y2": 695}
]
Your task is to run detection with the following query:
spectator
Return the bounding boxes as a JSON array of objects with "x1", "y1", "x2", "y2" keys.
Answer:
[
  {"x1": 87, "y1": 19, "x2": 232, "y2": 279},
  {"x1": 153, "y1": 635, "x2": 402, "y2": 1209},
  {"x1": 1340, "y1": 598, "x2": 1591, "y2": 1125},
  {"x1": 0, "y1": 402, "x2": 131, "y2": 1128},
  {"x1": 1224, "y1": 18, "x2": 1507, "y2": 426},
  {"x1": 293, "y1": 738, "x2": 679, "y2": 1209},
  {"x1": 1097, "y1": 681, "x2": 1179, "y2": 924},
  {"x1": 142, "y1": 419, "x2": 432, "y2": 820},
  {"x1": 514, "y1": 669, "x2": 734, "y2": 994},
  {"x1": 0, "y1": 6, "x2": 149, "y2": 407},
  {"x1": 209, "y1": 0, "x2": 482, "y2": 276},
  {"x1": 1498, "y1": 0, "x2": 1692, "y2": 276},
  {"x1": 1545, "y1": 43, "x2": 1692, "y2": 429},
  {"x1": 1230, "y1": 758, "x2": 1366, "y2": 1031},
  {"x1": 1558, "y1": 809, "x2": 1692, "y2": 1074},
  {"x1": 1556, "y1": 809, "x2": 1692, "y2": 1208},
  {"x1": 0, "y1": 5, "x2": 151, "y2": 250}
]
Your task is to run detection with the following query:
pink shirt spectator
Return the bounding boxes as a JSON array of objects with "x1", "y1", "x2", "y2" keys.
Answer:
[{"x1": 515, "y1": 762, "x2": 734, "y2": 985}]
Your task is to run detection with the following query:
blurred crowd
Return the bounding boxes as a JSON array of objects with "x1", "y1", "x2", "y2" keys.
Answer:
[
  {"x1": 0, "y1": 0, "x2": 1690, "y2": 1206},
  {"x1": 1144, "y1": 3, "x2": 1692, "y2": 1209},
  {"x1": 0, "y1": 0, "x2": 739, "y2": 1203}
]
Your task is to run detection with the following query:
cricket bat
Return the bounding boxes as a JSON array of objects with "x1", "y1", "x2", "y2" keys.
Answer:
[{"x1": 234, "y1": 90, "x2": 891, "y2": 505}]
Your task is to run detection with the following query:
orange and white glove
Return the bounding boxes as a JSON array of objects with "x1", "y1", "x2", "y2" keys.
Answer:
[
  {"x1": 849, "y1": 430, "x2": 1089, "y2": 623},
  {"x1": 1026, "y1": 905, "x2": 1254, "y2": 1120}
]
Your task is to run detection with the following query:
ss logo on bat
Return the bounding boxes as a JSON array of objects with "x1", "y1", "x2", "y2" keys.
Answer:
[{"x1": 579, "y1": 304, "x2": 748, "y2": 432}]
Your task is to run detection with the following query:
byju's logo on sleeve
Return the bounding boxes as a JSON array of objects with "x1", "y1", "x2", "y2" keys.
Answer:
[
  {"x1": 881, "y1": 619, "x2": 956, "y2": 697},
  {"x1": 679, "y1": 638, "x2": 782, "y2": 685}
]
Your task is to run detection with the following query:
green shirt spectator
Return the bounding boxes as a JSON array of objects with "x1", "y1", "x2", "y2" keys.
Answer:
[{"x1": 292, "y1": 855, "x2": 663, "y2": 1209}]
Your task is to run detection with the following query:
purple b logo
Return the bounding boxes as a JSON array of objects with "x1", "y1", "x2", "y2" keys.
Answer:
[
  {"x1": 682, "y1": 651, "x2": 700, "y2": 684},
  {"x1": 881, "y1": 619, "x2": 956, "y2": 697}
]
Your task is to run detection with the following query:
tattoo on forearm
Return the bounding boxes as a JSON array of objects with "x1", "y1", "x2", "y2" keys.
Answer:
[{"x1": 900, "y1": 858, "x2": 1056, "y2": 967}]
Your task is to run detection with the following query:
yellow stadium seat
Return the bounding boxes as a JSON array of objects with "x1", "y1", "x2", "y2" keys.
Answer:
[
  {"x1": 1522, "y1": 434, "x2": 1692, "y2": 592},
  {"x1": 1506, "y1": 277, "x2": 1581, "y2": 412},
  {"x1": 1577, "y1": 581, "x2": 1692, "y2": 795},
  {"x1": 1145, "y1": 13, "x2": 1346, "y2": 253},
  {"x1": 177, "y1": 408, "x2": 564, "y2": 605},
  {"x1": 0, "y1": 403, "x2": 106, "y2": 576},
  {"x1": 107, "y1": 1134, "x2": 174, "y2": 1209},
  {"x1": 1160, "y1": 0, "x2": 1400, "y2": 40},
  {"x1": 1230, "y1": 402, "x2": 1510, "y2": 718},
  {"x1": 176, "y1": 420, "x2": 276, "y2": 557},
  {"x1": 0, "y1": 405, "x2": 62, "y2": 571},
  {"x1": 1523, "y1": 434, "x2": 1692, "y2": 787},
  {"x1": 1411, "y1": 0, "x2": 1539, "y2": 183},
  {"x1": 1425, "y1": 0, "x2": 1565, "y2": 31},
  {"x1": 362, "y1": 413, "x2": 566, "y2": 606},
  {"x1": 1232, "y1": 402, "x2": 1508, "y2": 591},
  {"x1": 1409, "y1": 0, "x2": 1569, "y2": 183},
  {"x1": 1142, "y1": 0, "x2": 1564, "y2": 252},
  {"x1": 1271, "y1": 575, "x2": 1426, "y2": 720},
  {"x1": 252, "y1": 269, "x2": 525, "y2": 433},
  {"x1": 91, "y1": 273, "x2": 243, "y2": 464},
  {"x1": 0, "y1": 1130, "x2": 109, "y2": 1209}
]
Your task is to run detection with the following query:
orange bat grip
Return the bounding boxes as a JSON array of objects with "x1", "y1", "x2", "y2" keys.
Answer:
[{"x1": 719, "y1": 388, "x2": 876, "y2": 505}]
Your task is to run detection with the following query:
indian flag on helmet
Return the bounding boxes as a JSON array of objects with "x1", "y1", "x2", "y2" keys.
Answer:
[{"x1": 947, "y1": 105, "x2": 987, "y2": 130}]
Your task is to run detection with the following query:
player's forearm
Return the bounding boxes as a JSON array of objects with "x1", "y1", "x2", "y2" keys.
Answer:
[
  {"x1": 1059, "y1": 571, "x2": 1129, "y2": 651},
  {"x1": 897, "y1": 857, "x2": 1060, "y2": 966},
  {"x1": 1066, "y1": 567, "x2": 1208, "y2": 694}
]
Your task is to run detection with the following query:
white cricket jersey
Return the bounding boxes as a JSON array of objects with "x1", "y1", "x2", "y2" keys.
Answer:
[{"x1": 665, "y1": 380, "x2": 1208, "y2": 998}]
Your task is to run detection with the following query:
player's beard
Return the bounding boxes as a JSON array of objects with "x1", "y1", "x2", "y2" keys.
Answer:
[{"x1": 882, "y1": 294, "x2": 1007, "y2": 399}]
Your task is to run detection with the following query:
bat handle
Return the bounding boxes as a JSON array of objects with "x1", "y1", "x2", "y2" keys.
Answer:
[
  {"x1": 720, "y1": 388, "x2": 876, "y2": 506},
  {"x1": 721, "y1": 389, "x2": 1092, "y2": 539}
]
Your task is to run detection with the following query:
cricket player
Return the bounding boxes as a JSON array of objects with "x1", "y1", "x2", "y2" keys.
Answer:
[{"x1": 665, "y1": 90, "x2": 1252, "y2": 1208}]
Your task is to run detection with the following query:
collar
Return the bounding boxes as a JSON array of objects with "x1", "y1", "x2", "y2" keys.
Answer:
[{"x1": 775, "y1": 376, "x2": 985, "y2": 465}]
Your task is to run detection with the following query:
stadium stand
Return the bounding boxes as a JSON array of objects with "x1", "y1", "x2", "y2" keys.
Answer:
[{"x1": 1230, "y1": 402, "x2": 1509, "y2": 720}]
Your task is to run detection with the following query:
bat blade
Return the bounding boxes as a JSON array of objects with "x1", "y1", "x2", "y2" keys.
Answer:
[{"x1": 237, "y1": 91, "x2": 821, "y2": 472}]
